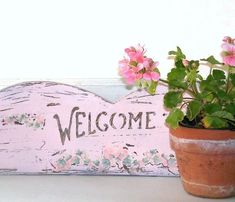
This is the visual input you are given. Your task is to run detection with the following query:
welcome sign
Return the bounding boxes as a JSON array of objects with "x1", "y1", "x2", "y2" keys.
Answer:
[{"x1": 0, "y1": 81, "x2": 178, "y2": 176}]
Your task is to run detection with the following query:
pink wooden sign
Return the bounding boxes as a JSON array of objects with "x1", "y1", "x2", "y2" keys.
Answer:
[{"x1": 0, "y1": 81, "x2": 178, "y2": 176}]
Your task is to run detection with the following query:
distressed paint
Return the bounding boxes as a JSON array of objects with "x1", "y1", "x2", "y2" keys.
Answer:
[{"x1": 0, "y1": 81, "x2": 178, "y2": 176}]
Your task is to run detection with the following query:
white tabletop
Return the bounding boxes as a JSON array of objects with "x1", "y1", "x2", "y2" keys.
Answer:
[{"x1": 0, "y1": 176, "x2": 234, "y2": 202}]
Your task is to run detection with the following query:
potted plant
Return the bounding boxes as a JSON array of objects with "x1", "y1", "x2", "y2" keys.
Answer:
[{"x1": 118, "y1": 37, "x2": 235, "y2": 198}]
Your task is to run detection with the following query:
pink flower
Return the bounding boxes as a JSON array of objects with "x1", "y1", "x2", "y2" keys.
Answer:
[
  {"x1": 119, "y1": 65, "x2": 143, "y2": 84},
  {"x1": 143, "y1": 57, "x2": 153, "y2": 69},
  {"x1": 118, "y1": 59, "x2": 129, "y2": 69},
  {"x1": 221, "y1": 36, "x2": 235, "y2": 66},
  {"x1": 143, "y1": 71, "x2": 160, "y2": 81},
  {"x1": 119, "y1": 45, "x2": 160, "y2": 85},
  {"x1": 223, "y1": 36, "x2": 235, "y2": 44},
  {"x1": 143, "y1": 60, "x2": 160, "y2": 81},
  {"x1": 182, "y1": 59, "x2": 189, "y2": 67},
  {"x1": 125, "y1": 45, "x2": 145, "y2": 63}
]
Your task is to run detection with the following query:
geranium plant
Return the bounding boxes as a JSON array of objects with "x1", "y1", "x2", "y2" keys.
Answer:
[{"x1": 119, "y1": 37, "x2": 235, "y2": 129}]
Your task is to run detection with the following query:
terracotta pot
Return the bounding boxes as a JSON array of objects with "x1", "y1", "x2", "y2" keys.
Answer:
[{"x1": 170, "y1": 126, "x2": 235, "y2": 198}]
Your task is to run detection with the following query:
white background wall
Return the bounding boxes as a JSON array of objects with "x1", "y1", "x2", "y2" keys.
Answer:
[{"x1": 0, "y1": 0, "x2": 234, "y2": 81}]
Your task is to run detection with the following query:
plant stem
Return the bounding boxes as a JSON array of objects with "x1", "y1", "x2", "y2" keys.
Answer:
[
  {"x1": 192, "y1": 82, "x2": 199, "y2": 96},
  {"x1": 183, "y1": 97, "x2": 194, "y2": 100},
  {"x1": 159, "y1": 78, "x2": 169, "y2": 84},
  {"x1": 183, "y1": 97, "x2": 201, "y2": 101},
  {"x1": 180, "y1": 101, "x2": 190, "y2": 110},
  {"x1": 226, "y1": 66, "x2": 231, "y2": 93},
  {"x1": 159, "y1": 78, "x2": 196, "y2": 96},
  {"x1": 209, "y1": 64, "x2": 213, "y2": 75},
  {"x1": 228, "y1": 86, "x2": 234, "y2": 94}
]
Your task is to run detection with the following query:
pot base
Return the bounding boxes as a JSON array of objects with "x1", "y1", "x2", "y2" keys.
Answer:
[{"x1": 182, "y1": 177, "x2": 235, "y2": 198}]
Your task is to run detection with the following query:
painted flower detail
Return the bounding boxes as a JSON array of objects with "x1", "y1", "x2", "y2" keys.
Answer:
[
  {"x1": 221, "y1": 36, "x2": 235, "y2": 66},
  {"x1": 103, "y1": 146, "x2": 128, "y2": 161},
  {"x1": 119, "y1": 45, "x2": 160, "y2": 93},
  {"x1": 52, "y1": 146, "x2": 178, "y2": 175},
  {"x1": 1, "y1": 113, "x2": 45, "y2": 130}
]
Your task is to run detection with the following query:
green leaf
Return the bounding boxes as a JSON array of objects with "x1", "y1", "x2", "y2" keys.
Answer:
[
  {"x1": 176, "y1": 47, "x2": 186, "y2": 59},
  {"x1": 198, "y1": 92, "x2": 214, "y2": 102},
  {"x1": 197, "y1": 74, "x2": 204, "y2": 81},
  {"x1": 200, "y1": 78, "x2": 210, "y2": 92},
  {"x1": 168, "y1": 47, "x2": 186, "y2": 61},
  {"x1": 166, "y1": 108, "x2": 184, "y2": 129},
  {"x1": 168, "y1": 80, "x2": 188, "y2": 90},
  {"x1": 168, "y1": 50, "x2": 177, "y2": 55},
  {"x1": 200, "y1": 75, "x2": 225, "y2": 92},
  {"x1": 202, "y1": 111, "x2": 235, "y2": 129},
  {"x1": 216, "y1": 89, "x2": 230, "y2": 101},
  {"x1": 211, "y1": 111, "x2": 235, "y2": 122},
  {"x1": 213, "y1": 69, "x2": 226, "y2": 80},
  {"x1": 201, "y1": 56, "x2": 222, "y2": 65},
  {"x1": 225, "y1": 103, "x2": 235, "y2": 115},
  {"x1": 230, "y1": 73, "x2": 235, "y2": 86},
  {"x1": 168, "y1": 68, "x2": 186, "y2": 81},
  {"x1": 175, "y1": 60, "x2": 185, "y2": 69},
  {"x1": 202, "y1": 116, "x2": 228, "y2": 128},
  {"x1": 204, "y1": 103, "x2": 222, "y2": 114},
  {"x1": 188, "y1": 60, "x2": 200, "y2": 70},
  {"x1": 186, "y1": 69, "x2": 197, "y2": 83},
  {"x1": 229, "y1": 88, "x2": 235, "y2": 100},
  {"x1": 167, "y1": 67, "x2": 187, "y2": 89},
  {"x1": 186, "y1": 100, "x2": 202, "y2": 121},
  {"x1": 147, "y1": 81, "x2": 158, "y2": 95},
  {"x1": 164, "y1": 91, "x2": 183, "y2": 109}
]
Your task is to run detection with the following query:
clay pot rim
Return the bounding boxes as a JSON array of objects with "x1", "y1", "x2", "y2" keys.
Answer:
[
  {"x1": 179, "y1": 122, "x2": 235, "y2": 131},
  {"x1": 170, "y1": 124, "x2": 235, "y2": 140}
]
